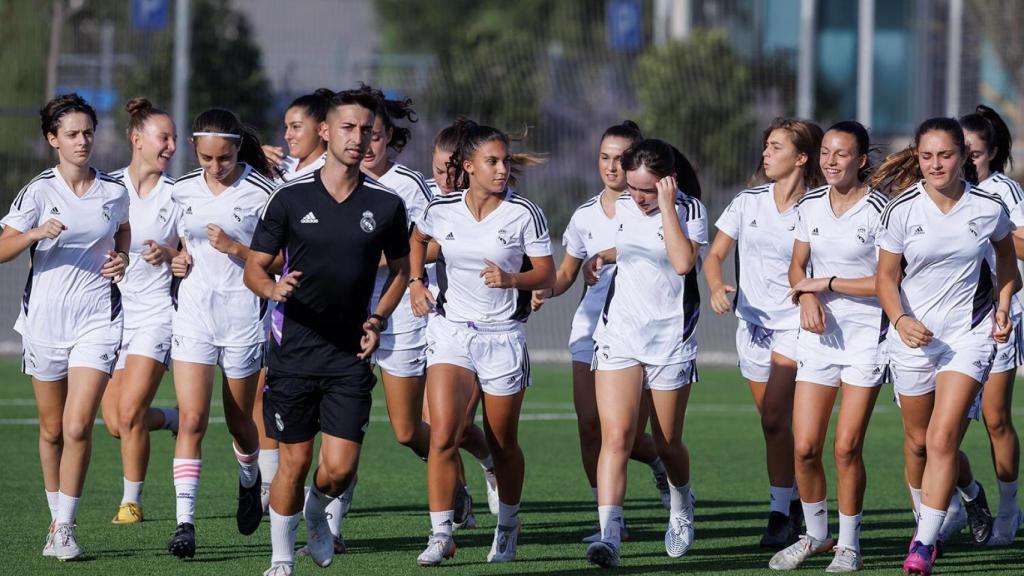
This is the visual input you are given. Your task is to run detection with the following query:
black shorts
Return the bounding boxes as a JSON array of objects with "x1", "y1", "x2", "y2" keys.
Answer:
[{"x1": 263, "y1": 364, "x2": 377, "y2": 444}]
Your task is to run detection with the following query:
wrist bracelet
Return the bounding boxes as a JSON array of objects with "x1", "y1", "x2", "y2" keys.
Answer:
[
  {"x1": 409, "y1": 276, "x2": 427, "y2": 286},
  {"x1": 827, "y1": 276, "x2": 837, "y2": 292},
  {"x1": 893, "y1": 313, "x2": 909, "y2": 329}
]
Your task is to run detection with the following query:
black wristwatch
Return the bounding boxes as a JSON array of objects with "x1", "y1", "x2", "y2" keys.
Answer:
[{"x1": 368, "y1": 313, "x2": 388, "y2": 331}]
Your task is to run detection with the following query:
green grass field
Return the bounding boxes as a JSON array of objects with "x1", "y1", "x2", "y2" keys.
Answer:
[{"x1": 1, "y1": 360, "x2": 1022, "y2": 575}]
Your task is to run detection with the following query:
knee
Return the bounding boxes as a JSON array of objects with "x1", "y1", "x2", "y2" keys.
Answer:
[
  {"x1": 602, "y1": 426, "x2": 633, "y2": 455},
  {"x1": 833, "y1": 436, "x2": 863, "y2": 469},
  {"x1": 794, "y1": 438, "x2": 822, "y2": 468},
  {"x1": 117, "y1": 405, "x2": 147, "y2": 436},
  {"x1": 985, "y1": 412, "x2": 1013, "y2": 438},
  {"x1": 102, "y1": 414, "x2": 121, "y2": 439},
  {"x1": 62, "y1": 418, "x2": 94, "y2": 444},
  {"x1": 904, "y1": 432, "x2": 927, "y2": 460},
  {"x1": 761, "y1": 413, "x2": 790, "y2": 439},
  {"x1": 224, "y1": 413, "x2": 255, "y2": 439},
  {"x1": 925, "y1": 426, "x2": 959, "y2": 456},
  {"x1": 277, "y1": 452, "x2": 312, "y2": 485},
  {"x1": 392, "y1": 422, "x2": 419, "y2": 448},
  {"x1": 177, "y1": 410, "x2": 207, "y2": 439},
  {"x1": 319, "y1": 456, "x2": 355, "y2": 487},
  {"x1": 577, "y1": 417, "x2": 601, "y2": 448},
  {"x1": 39, "y1": 420, "x2": 63, "y2": 446}
]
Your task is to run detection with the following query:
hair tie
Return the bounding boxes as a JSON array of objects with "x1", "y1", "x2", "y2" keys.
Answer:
[{"x1": 192, "y1": 131, "x2": 241, "y2": 139}]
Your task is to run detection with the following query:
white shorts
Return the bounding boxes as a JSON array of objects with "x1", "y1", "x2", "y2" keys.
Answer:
[
  {"x1": 736, "y1": 321, "x2": 798, "y2": 382},
  {"x1": 170, "y1": 334, "x2": 264, "y2": 379},
  {"x1": 796, "y1": 360, "x2": 887, "y2": 388},
  {"x1": 372, "y1": 329, "x2": 427, "y2": 378},
  {"x1": 991, "y1": 315, "x2": 1023, "y2": 374},
  {"x1": 115, "y1": 324, "x2": 172, "y2": 371},
  {"x1": 22, "y1": 337, "x2": 119, "y2": 381},
  {"x1": 888, "y1": 339, "x2": 995, "y2": 398},
  {"x1": 570, "y1": 336, "x2": 595, "y2": 365},
  {"x1": 594, "y1": 350, "x2": 698, "y2": 391},
  {"x1": 424, "y1": 315, "x2": 530, "y2": 397}
]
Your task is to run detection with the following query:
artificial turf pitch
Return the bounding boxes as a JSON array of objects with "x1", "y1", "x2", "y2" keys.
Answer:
[{"x1": 1, "y1": 360, "x2": 1021, "y2": 575}]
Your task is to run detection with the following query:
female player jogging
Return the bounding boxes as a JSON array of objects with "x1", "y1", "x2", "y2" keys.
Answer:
[
  {"x1": 872, "y1": 117, "x2": 1016, "y2": 575},
  {"x1": 0, "y1": 93, "x2": 129, "y2": 560},
  {"x1": 165, "y1": 107, "x2": 277, "y2": 558},
  {"x1": 409, "y1": 119, "x2": 554, "y2": 566},
  {"x1": 703, "y1": 118, "x2": 825, "y2": 548},
  {"x1": 768, "y1": 121, "x2": 887, "y2": 572},
  {"x1": 100, "y1": 97, "x2": 181, "y2": 525}
]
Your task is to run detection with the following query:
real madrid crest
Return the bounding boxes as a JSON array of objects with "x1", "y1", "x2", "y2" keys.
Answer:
[
  {"x1": 232, "y1": 206, "x2": 244, "y2": 223},
  {"x1": 158, "y1": 207, "x2": 169, "y2": 223},
  {"x1": 855, "y1": 225, "x2": 869, "y2": 244},
  {"x1": 102, "y1": 205, "x2": 112, "y2": 222},
  {"x1": 360, "y1": 210, "x2": 376, "y2": 233},
  {"x1": 657, "y1": 226, "x2": 664, "y2": 240},
  {"x1": 496, "y1": 228, "x2": 509, "y2": 245}
]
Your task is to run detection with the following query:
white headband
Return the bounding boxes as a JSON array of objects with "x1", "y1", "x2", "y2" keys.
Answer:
[{"x1": 192, "y1": 131, "x2": 241, "y2": 139}]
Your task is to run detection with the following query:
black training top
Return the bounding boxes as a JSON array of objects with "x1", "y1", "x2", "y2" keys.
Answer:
[{"x1": 250, "y1": 169, "x2": 409, "y2": 376}]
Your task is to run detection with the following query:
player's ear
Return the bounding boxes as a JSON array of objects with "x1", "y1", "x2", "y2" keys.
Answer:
[
  {"x1": 46, "y1": 131, "x2": 60, "y2": 150},
  {"x1": 318, "y1": 121, "x2": 329, "y2": 143}
]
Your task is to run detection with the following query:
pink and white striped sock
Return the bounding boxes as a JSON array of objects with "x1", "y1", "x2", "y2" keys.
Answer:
[
  {"x1": 173, "y1": 458, "x2": 202, "y2": 524},
  {"x1": 234, "y1": 444, "x2": 260, "y2": 489}
]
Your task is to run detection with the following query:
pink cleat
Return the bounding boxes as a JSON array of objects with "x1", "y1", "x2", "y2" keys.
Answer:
[{"x1": 902, "y1": 540, "x2": 937, "y2": 575}]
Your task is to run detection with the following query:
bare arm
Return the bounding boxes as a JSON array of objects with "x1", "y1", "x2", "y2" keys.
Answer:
[
  {"x1": 703, "y1": 231, "x2": 737, "y2": 315},
  {"x1": 657, "y1": 177, "x2": 697, "y2": 275},
  {"x1": 0, "y1": 219, "x2": 64, "y2": 263},
  {"x1": 877, "y1": 248, "x2": 933, "y2": 348},
  {"x1": 244, "y1": 249, "x2": 302, "y2": 302}
]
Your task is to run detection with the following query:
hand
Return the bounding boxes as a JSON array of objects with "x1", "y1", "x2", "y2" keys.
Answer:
[
  {"x1": 101, "y1": 250, "x2": 128, "y2": 282},
  {"x1": 271, "y1": 271, "x2": 302, "y2": 302},
  {"x1": 207, "y1": 224, "x2": 236, "y2": 255},
  {"x1": 709, "y1": 283, "x2": 736, "y2": 315},
  {"x1": 798, "y1": 293, "x2": 827, "y2": 334},
  {"x1": 262, "y1": 144, "x2": 285, "y2": 168},
  {"x1": 171, "y1": 250, "x2": 192, "y2": 278},
  {"x1": 531, "y1": 288, "x2": 552, "y2": 312},
  {"x1": 993, "y1": 309, "x2": 1012, "y2": 344},
  {"x1": 357, "y1": 319, "x2": 381, "y2": 360},
  {"x1": 480, "y1": 259, "x2": 513, "y2": 289},
  {"x1": 410, "y1": 282, "x2": 437, "y2": 317},
  {"x1": 788, "y1": 277, "x2": 830, "y2": 303},
  {"x1": 31, "y1": 218, "x2": 66, "y2": 241},
  {"x1": 140, "y1": 240, "x2": 169, "y2": 265},
  {"x1": 656, "y1": 175, "x2": 678, "y2": 207},
  {"x1": 896, "y1": 316, "x2": 933, "y2": 349},
  {"x1": 583, "y1": 255, "x2": 604, "y2": 286}
]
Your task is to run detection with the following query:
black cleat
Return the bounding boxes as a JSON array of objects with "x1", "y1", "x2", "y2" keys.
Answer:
[
  {"x1": 964, "y1": 483, "x2": 994, "y2": 545},
  {"x1": 237, "y1": 471, "x2": 264, "y2": 536},
  {"x1": 788, "y1": 498, "x2": 804, "y2": 542},
  {"x1": 168, "y1": 522, "x2": 196, "y2": 558},
  {"x1": 760, "y1": 511, "x2": 795, "y2": 549},
  {"x1": 454, "y1": 484, "x2": 474, "y2": 529}
]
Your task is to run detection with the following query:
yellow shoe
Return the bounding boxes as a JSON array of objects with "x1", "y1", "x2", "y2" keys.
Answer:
[{"x1": 111, "y1": 502, "x2": 144, "y2": 524}]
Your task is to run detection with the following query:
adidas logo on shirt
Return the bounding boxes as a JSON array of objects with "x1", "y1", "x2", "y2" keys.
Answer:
[
  {"x1": 811, "y1": 227, "x2": 820, "y2": 236},
  {"x1": 445, "y1": 231, "x2": 455, "y2": 240},
  {"x1": 49, "y1": 206, "x2": 60, "y2": 215},
  {"x1": 749, "y1": 219, "x2": 758, "y2": 228},
  {"x1": 911, "y1": 225, "x2": 924, "y2": 236},
  {"x1": 300, "y1": 212, "x2": 319, "y2": 224},
  {"x1": 185, "y1": 206, "x2": 193, "y2": 215}
]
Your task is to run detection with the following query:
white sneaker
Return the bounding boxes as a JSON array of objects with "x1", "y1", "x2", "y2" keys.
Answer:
[
  {"x1": 653, "y1": 469, "x2": 671, "y2": 511},
  {"x1": 987, "y1": 508, "x2": 1022, "y2": 546},
  {"x1": 304, "y1": 511, "x2": 334, "y2": 568},
  {"x1": 768, "y1": 534, "x2": 833, "y2": 570},
  {"x1": 938, "y1": 500, "x2": 967, "y2": 542},
  {"x1": 42, "y1": 521, "x2": 56, "y2": 557},
  {"x1": 52, "y1": 523, "x2": 82, "y2": 561},
  {"x1": 664, "y1": 511, "x2": 694, "y2": 558},
  {"x1": 825, "y1": 545, "x2": 863, "y2": 572},
  {"x1": 263, "y1": 562, "x2": 293, "y2": 576},
  {"x1": 486, "y1": 519, "x2": 520, "y2": 563},
  {"x1": 484, "y1": 468, "x2": 499, "y2": 515},
  {"x1": 585, "y1": 539, "x2": 620, "y2": 568},
  {"x1": 416, "y1": 533, "x2": 456, "y2": 566}
]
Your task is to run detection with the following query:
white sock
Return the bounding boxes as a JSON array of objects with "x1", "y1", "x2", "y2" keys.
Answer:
[
  {"x1": 917, "y1": 504, "x2": 946, "y2": 546},
  {"x1": 478, "y1": 454, "x2": 494, "y2": 470},
  {"x1": 122, "y1": 478, "x2": 144, "y2": 505},
  {"x1": 55, "y1": 492, "x2": 79, "y2": 526},
  {"x1": 173, "y1": 458, "x2": 202, "y2": 524},
  {"x1": 648, "y1": 457, "x2": 667, "y2": 475},
  {"x1": 46, "y1": 490, "x2": 59, "y2": 522},
  {"x1": 997, "y1": 479, "x2": 1019, "y2": 519},
  {"x1": 838, "y1": 512, "x2": 862, "y2": 552},
  {"x1": 304, "y1": 484, "x2": 333, "y2": 523},
  {"x1": 270, "y1": 507, "x2": 300, "y2": 566},
  {"x1": 669, "y1": 482, "x2": 692, "y2": 517},
  {"x1": 325, "y1": 496, "x2": 343, "y2": 538},
  {"x1": 598, "y1": 505, "x2": 623, "y2": 544},
  {"x1": 233, "y1": 444, "x2": 259, "y2": 489},
  {"x1": 430, "y1": 510, "x2": 455, "y2": 536},
  {"x1": 802, "y1": 499, "x2": 828, "y2": 541},
  {"x1": 158, "y1": 407, "x2": 179, "y2": 431},
  {"x1": 259, "y1": 449, "x2": 279, "y2": 488},
  {"x1": 909, "y1": 485, "x2": 923, "y2": 522},
  {"x1": 770, "y1": 485, "x2": 792, "y2": 515},
  {"x1": 958, "y1": 479, "x2": 981, "y2": 501},
  {"x1": 497, "y1": 501, "x2": 520, "y2": 527}
]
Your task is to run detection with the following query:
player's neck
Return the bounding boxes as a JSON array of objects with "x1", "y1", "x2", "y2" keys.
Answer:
[
  {"x1": 297, "y1": 146, "x2": 326, "y2": 171},
  {"x1": 127, "y1": 160, "x2": 162, "y2": 198},
  {"x1": 772, "y1": 171, "x2": 804, "y2": 210},
  {"x1": 599, "y1": 187, "x2": 620, "y2": 218},
  {"x1": 976, "y1": 166, "x2": 992, "y2": 182},
  {"x1": 362, "y1": 159, "x2": 393, "y2": 180},
  {"x1": 465, "y1": 186, "x2": 503, "y2": 221},
  {"x1": 321, "y1": 157, "x2": 361, "y2": 202},
  {"x1": 56, "y1": 162, "x2": 94, "y2": 197}
]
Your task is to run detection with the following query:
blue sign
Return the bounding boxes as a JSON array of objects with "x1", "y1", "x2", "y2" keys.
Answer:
[
  {"x1": 607, "y1": 0, "x2": 642, "y2": 51},
  {"x1": 132, "y1": 0, "x2": 169, "y2": 31},
  {"x1": 57, "y1": 87, "x2": 119, "y2": 113}
]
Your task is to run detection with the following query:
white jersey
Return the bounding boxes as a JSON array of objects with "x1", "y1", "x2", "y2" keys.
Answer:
[
  {"x1": 877, "y1": 181, "x2": 1014, "y2": 349},
  {"x1": 369, "y1": 163, "x2": 433, "y2": 335},
  {"x1": 561, "y1": 192, "x2": 618, "y2": 351},
  {"x1": 276, "y1": 153, "x2": 326, "y2": 184},
  {"x1": 108, "y1": 168, "x2": 180, "y2": 332},
  {"x1": 171, "y1": 164, "x2": 274, "y2": 346},
  {"x1": 418, "y1": 189, "x2": 552, "y2": 324},
  {"x1": 594, "y1": 191, "x2": 708, "y2": 364},
  {"x1": 715, "y1": 183, "x2": 801, "y2": 330},
  {"x1": 979, "y1": 172, "x2": 1024, "y2": 315},
  {"x1": 794, "y1": 186, "x2": 888, "y2": 362},
  {"x1": 1, "y1": 167, "x2": 129, "y2": 347}
]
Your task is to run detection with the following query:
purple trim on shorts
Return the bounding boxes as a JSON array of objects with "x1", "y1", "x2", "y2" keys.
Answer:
[{"x1": 972, "y1": 303, "x2": 994, "y2": 329}]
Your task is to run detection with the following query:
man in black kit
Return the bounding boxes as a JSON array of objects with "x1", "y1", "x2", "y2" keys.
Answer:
[{"x1": 245, "y1": 88, "x2": 409, "y2": 576}]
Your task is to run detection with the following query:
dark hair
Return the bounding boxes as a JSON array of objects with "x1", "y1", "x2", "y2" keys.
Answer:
[
  {"x1": 325, "y1": 88, "x2": 379, "y2": 117},
  {"x1": 752, "y1": 117, "x2": 825, "y2": 188},
  {"x1": 287, "y1": 88, "x2": 334, "y2": 124},
  {"x1": 825, "y1": 120, "x2": 873, "y2": 181},
  {"x1": 445, "y1": 118, "x2": 545, "y2": 191},
  {"x1": 191, "y1": 108, "x2": 274, "y2": 178},
  {"x1": 960, "y1": 104, "x2": 1013, "y2": 174},
  {"x1": 125, "y1": 96, "x2": 169, "y2": 140},
  {"x1": 353, "y1": 84, "x2": 417, "y2": 153},
  {"x1": 601, "y1": 120, "x2": 643, "y2": 146},
  {"x1": 433, "y1": 122, "x2": 461, "y2": 154},
  {"x1": 40, "y1": 93, "x2": 97, "y2": 136},
  {"x1": 868, "y1": 117, "x2": 979, "y2": 193},
  {"x1": 621, "y1": 139, "x2": 702, "y2": 200}
]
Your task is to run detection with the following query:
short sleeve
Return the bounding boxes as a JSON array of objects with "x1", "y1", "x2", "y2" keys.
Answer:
[
  {"x1": 523, "y1": 207, "x2": 552, "y2": 258},
  {"x1": 715, "y1": 194, "x2": 742, "y2": 239},
  {"x1": 793, "y1": 208, "x2": 810, "y2": 243},
  {"x1": 680, "y1": 197, "x2": 709, "y2": 245},
  {"x1": 876, "y1": 205, "x2": 906, "y2": 254},
  {"x1": 1, "y1": 184, "x2": 41, "y2": 233},
  {"x1": 1012, "y1": 202, "x2": 1024, "y2": 229},
  {"x1": 117, "y1": 190, "x2": 130, "y2": 225},
  {"x1": 992, "y1": 203, "x2": 1015, "y2": 242},
  {"x1": 250, "y1": 192, "x2": 288, "y2": 255},
  {"x1": 562, "y1": 211, "x2": 587, "y2": 259},
  {"x1": 382, "y1": 201, "x2": 410, "y2": 260}
]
